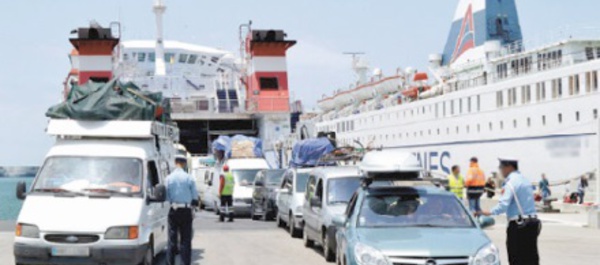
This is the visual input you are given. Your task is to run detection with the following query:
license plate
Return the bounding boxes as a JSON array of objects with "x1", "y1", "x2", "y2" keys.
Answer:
[{"x1": 51, "y1": 246, "x2": 90, "y2": 257}]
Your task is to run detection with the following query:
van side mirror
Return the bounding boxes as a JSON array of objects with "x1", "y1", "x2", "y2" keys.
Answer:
[
  {"x1": 332, "y1": 215, "x2": 347, "y2": 226},
  {"x1": 208, "y1": 181, "x2": 213, "y2": 186},
  {"x1": 310, "y1": 197, "x2": 322, "y2": 208},
  {"x1": 478, "y1": 216, "x2": 495, "y2": 229},
  {"x1": 150, "y1": 184, "x2": 167, "y2": 202},
  {"x1": 255, "y1": 181, "x2": 264, "y2": 187},
  {"x1": 16, "y1": 181, "x2": 27, "y2": 200}
]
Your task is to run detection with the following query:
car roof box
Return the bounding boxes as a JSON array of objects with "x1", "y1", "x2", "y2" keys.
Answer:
[{"x1": 360, "y1": 150, "x2": 422, "y2": 180}]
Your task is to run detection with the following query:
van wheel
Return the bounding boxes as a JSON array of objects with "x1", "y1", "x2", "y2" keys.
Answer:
[
  {"x1": 277, "y1": 214, "x2": 285, "y2": 228},
  {"x1": 199, "y1": 201, "x2": 206, "y2": 210},
  {"x1": 323, "y1": 232, "x2": 335, "y2": 262},
  {"x1": 140, "y1": 244, "x2": 153, "y2": 265},
  {"x1": 303, "y1": 229, "x2": 314, "y2": 248},
  {"x1": 250, "y1": 205, "x2": 259, "y2": 221}
]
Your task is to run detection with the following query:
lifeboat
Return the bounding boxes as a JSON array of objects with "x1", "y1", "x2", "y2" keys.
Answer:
[
  {"x1": 317, "y1": 97, "x2": 336, "y2": 111},
  {"x1": 402, "y1": 86, "x2": 431, "y2": 99},
  {"x1": 350, "y1": 83, "x2": 376, "y2": 101}
]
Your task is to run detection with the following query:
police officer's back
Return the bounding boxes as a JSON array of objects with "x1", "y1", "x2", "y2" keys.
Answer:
[
  {"x1": 166, "y1": 157, "x2": 198, "y2": 265},
  {"x1": 480, "y1": 158, "x2": 540, "y2": 265}
]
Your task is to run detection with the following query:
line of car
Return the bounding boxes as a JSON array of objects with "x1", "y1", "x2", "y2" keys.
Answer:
[{"x1": 192, "y1": 149, "x2": 500, "y2": 265}]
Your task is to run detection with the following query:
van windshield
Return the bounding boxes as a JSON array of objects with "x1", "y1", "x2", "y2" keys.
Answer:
[
  {"x1": 33, "y1": 157, "x2": 143, "y2": 195},
  {"x1": 232, "y1": 169, "x2": 261, "y2": 186},
  {"x1": 266, "y1": 169, "x2": 286, "y2": 186},
  {"x1": 327, "y1": 177, "x2": 361, "y2": 205}
]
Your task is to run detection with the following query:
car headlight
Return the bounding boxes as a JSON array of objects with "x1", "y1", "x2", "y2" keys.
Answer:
[
  {"x1": 16, "y1": 223, "x2": 39, "y2": 238},
  {"x1": 354, "y1": 243, "x2": 390, "y2": 265},
  {"x1": 105, "y1": 226, "x2": 138, "y2": 240},
  {"x1": 471, "y1": 243, "x2": 500, "y2": 265}
]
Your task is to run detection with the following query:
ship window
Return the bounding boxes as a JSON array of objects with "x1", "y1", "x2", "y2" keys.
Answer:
[
  {"x1": 527, "y1": 118, "x2": 531, "y2": 127},
  {"x1": 466, "y1": 125, "x2": 470, "y2": 133},
  {"x1": 468, "y1": 97, "x2": 472, "y2": 113},
  {"x1": 574, "y1": 75, "x2": 580, "y2": 95},
  {"x1": 165, "y1": 53, "x2": 175, "y2": 63},
  {"x1": 586, "y1": 47, "x2": 595, "y2": 60},
  {"x1": 477, "y1": 95, "x2": 481, "y2": 111},
  {"x1": 594, "y1": 109, "x2": 598, "y2": 119},
  {"x1": 446, "y1": 128, "x2": 450, "y2": 135},
  {"x1": 512, "y1": 87, "x2": 517, "y2": 105},
  {"x1": 456, "y1": 126, "x2": 459, "y2": 134},
  {"x1": 179, "y1": 54, "x2": 189, "y2": 63},
  {"x1": 437, "y1": 128, "x2": 440, "y2": 135},
  {"x1": 542, "y1": 115, "x2": 546, "y2": 126},
  {"x1": 500, "y1": 121, "x2": 504, "y2": 130},
  {"x1": 451, "y1": 100, "x2": 455, "y2": 115},
  {"x1": 489, "y1": 122, "x2": 493, "y2": 131},
  {"x1": 428, "y1": 129, "x2": 431, "y2": 135},
  {"x1": 188, "y1": 54, "x2": 198, "y2": 64},
  {"x1": 496, "y1": 91, "x2": 503, "y2": 108},
  {"x1": 443, "y1": 102, "x2": 447, "y2": 116},
  {"x1": 477, "y1": 124, "x2": 481, "y2": 132},
  {"x1": 259, "y1": 77, "x2": 279, "y2": 90},
  {"x1": 420, "y1": 131, "x2": 423, "y2": 137},
  {"x1": 576, "y1": 111, "x2": 580, "y2": 122},
  {"x1": 148, "y1": 52, "x2": 155, "y2": 62},
  {"x1": 123, "y1": 53, "x2": 129, "y2": 61},
  {"x1": 138, "y1": 52, "x2": 146, "y2": 62},
  {"x1": 558, "y1": 113, "x2": 563, "y2": 123},
  {"x1": 459, "y1": 98, "x2": 463, "y2": 114},
  {"x1": 513, "y1": 119, "x2": 517, "y2": 128}
]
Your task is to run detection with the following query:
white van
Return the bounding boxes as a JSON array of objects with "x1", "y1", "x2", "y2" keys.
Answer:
[
  {"x1": 191, "y1": 155, "x2": 214, "y2": 209},
  {"x1": 207, "y1": 158, "x2": 270, "y2": 216},
  {"x1": 276, "y1": 167, "x2": 312, "y2": 238},
  {"x1": 14, "y1": 120, "x2": 177, "y2": 265}
]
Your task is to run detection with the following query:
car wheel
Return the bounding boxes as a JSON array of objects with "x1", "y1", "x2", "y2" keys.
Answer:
[
  {"x1": 199, "y1": 200, "x2": 206, "y2": 210},
  {"x1": 262, "y1": 201, "x2": 271, "y2": 221},
  {"x1": 289, "y1": 215, "x2": 301, "y2": 238},
  {"x1": 303, "y1": 229, "x2": 314, "y2": 248},
  {"x1": 140, "y1": 244, "x2": 153, "y2": 265},
  {"x1": 323, "y1": 232, "x2": 335, "y2": 262},
  {"x1": 277, "y1": 213, "x2": 285, "y2": 228}
]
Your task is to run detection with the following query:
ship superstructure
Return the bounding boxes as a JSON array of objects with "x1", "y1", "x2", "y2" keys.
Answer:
[
  {"x1": 63, "y1": 1, "x2": 296, "y2": 165},
  {"x1": 299, "y1": 0, "x2": 600, "y2": 184}
]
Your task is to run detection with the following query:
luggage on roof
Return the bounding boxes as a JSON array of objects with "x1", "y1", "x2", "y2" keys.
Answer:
[
  {"x1": 289, "y1": 137, "x2": 335, "y2": 168},
  {"x1": 212, "y1": 135, "x2": 263, "y2": 159},
  {"x1": 46, "y1": 79, "x2": 170, "y2": 121}
]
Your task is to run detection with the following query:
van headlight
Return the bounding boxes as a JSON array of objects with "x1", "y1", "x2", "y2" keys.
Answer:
[
  {"x1": 354, "y1": 243, "x2": 390, "y2": 265},
  {"x1": 16, "y1": 223, "x2": 39, "y2": 238},
  {"x1": 471, "y1": 243, "x2": 500, "y2": 265},
  {"x1": 105, "y1": 226, "x2": 139, "y2": 240}
]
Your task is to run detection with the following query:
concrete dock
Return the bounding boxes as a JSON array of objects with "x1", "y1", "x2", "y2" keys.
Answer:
[{"x1": 1, "y1": 211, "x2": 599, "y2": 265}]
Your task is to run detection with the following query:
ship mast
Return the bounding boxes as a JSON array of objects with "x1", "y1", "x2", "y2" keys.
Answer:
[{"x1": 153, "y1": 0, "x2": 167, "y2": 76}]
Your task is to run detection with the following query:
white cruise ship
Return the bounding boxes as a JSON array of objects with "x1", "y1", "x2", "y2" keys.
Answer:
[{"x1": 298, "y1": 0, "x2": 600, "y2": 183}]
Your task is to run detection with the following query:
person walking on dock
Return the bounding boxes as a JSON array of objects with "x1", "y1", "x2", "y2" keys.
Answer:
[
  {"x1": 219, "y1": 165, "x2": 235, "y2": 222},
  {"x1": 166, "y1": 156, "x2": 199, "y2": 265},
  {"x1": 539, "y1": 174, "x2": 551, "y2": 201},
  {"x1": 465, "y1": 157, "x2": 485, "y2": 212},
  {"x1": 485, "y1": 177, "x2": 496, "y2": 199},
  {"x1": 447, "y1": 165, "x2": 464, "y2": 199},
  {"x1": 479, "y1": 158, "x2": 540, "y2": 265},
  {"x1": 577, "y1": 175, "x2": 588, "y2": 204}
]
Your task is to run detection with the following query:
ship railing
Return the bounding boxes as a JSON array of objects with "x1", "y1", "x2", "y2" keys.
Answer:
[
  {"x1": 169, "y1": 98, "x2": 245, "y2": 114},
  {"x1": 502, "y1": 24, "x2": 600, "y2": 56}
]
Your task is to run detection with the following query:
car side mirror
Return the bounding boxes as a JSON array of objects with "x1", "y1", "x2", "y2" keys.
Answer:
[
  {"x1": 478, "y1": 216, "x2": 495, "y2": 229},
  {"x1": 16, "y1": 181, "x2": 27, "y2": 200},
  {"x1": 150, "y1": 184, "x2": 167, "y2": 202},
  {"x1": 255, "y1": 181, "x2": 264, "y2": 187},
  {"x1": 332, "y1": 215, "x2": 347, "y2": 226},
  {"x1": 310, "y1": 197, "x2": 322, "y2": 208},
  {"x1": 208, "y1": 181, "x2": 213, "y2": 186}
]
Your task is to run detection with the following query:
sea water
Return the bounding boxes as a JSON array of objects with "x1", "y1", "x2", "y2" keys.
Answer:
[{"x1": 0, "y1": 177, "x2": 34, "y2": 220}]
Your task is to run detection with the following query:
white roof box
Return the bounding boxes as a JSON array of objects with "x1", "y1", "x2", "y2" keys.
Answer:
[
  {"x1": 46, "y1": 119, "x2": 179, "y2": 141},
  {"x1": 360, "y1": 150, "x2": 422, "y2": 175}
]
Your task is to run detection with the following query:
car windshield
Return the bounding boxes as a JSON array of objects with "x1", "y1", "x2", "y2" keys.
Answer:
[
  {"x1": 358, "y1": 193, "x2": 474, "y2": 228},
  {"x1": 233, "y1": 169, "x2": 261, "y2": 186},
  {"x1": 295, "y1": 173, "x2": 310, "y2": 193},
  {"x1": 33, "y1": 156, "x2": 142, "y2": 195},
  {"x1": 266, "y1": 170, "x2": 286, "y2": 186},
  {"x1": 327, "y1": 177, "x2": 361, "y2": 205}
]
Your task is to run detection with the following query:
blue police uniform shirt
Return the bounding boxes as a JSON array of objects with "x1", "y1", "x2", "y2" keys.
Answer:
[
  {"x1": 490, "y1": 171, "x2": 537, "y2": 220},
  {"x1": 166, "y1": 167, "x2": 198, "y2": 205}
]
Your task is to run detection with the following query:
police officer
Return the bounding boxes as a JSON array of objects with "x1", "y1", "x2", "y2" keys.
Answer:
[
  {"x1": 219, "y1": 165, "x2": 235, "y2": 222},
  {"x1": 166, "y1": 156, "x2": 199, "y2": 265},
  {"x1": 447, "y1": 165, "x2": 465, "y2": 199},
  {"x1": 478, "y1": 158, "x2": 540, "y2": 265}
]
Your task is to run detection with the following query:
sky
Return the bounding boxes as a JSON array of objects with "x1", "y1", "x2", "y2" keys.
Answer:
[{"x1": 0, "y1": 0, "x2": 599, "y2": 166}]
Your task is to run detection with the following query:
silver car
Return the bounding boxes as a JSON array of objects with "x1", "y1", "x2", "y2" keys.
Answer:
[{"x1": 302, "y1": 166, "x2": 363, "y2": 262}]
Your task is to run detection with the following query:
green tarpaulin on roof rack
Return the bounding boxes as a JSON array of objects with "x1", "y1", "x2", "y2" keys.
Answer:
[{"x1": 46, "y1": 79, "x2": 170, "y2": 121}]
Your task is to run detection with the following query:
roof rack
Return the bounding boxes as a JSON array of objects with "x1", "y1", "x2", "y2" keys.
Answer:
[{"x1": 315, "y1": 146, "x2": 364, "y2": 167}]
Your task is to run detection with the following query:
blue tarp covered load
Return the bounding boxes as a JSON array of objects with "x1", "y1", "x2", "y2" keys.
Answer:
[
  {"x1": 212, "y1": 135, "x2": 263, "y2": 159},
  {"x1": 289, "y1": 137, "x2": 335, "y2": 168}
]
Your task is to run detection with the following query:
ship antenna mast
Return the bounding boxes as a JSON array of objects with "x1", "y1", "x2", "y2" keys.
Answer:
[
  {"x1": 153, "y1": 0, "x2": 167, "y2": 76},
  {"x1": 343, "y1": 52, "x2": 368, "y2": 85}
]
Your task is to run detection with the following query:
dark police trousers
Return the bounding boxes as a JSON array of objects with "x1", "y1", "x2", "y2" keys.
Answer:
[
  {"x1": 168, "y1": 208, "x2": 193, "y2": 265},
  {"x1": 507, "y1": 219, "x2": 541, "y2": 265}
]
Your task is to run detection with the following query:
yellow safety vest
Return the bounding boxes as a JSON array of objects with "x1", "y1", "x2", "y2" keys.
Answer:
[
  {"x1": 222, "y1": 172, "x2": 235, "y2": 196},
  {"x1": 448, "y1": 173, "x2": 464, "y2": 198}
]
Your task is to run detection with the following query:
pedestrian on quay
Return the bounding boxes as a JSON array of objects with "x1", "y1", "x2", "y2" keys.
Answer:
[
  {"x1": 219, "y1": 164, "x2": 235, "y2": 222},
  {"x1": 447, "y1": 165, "x2": 465, "y2": 199},
  {"x1": 478, "y1": 158, "x2": 540, "y2": 265},
  {"x1": 577, "y1": 175, "x2": 588, "y2": 204},
  {"x1": 539, "y1": 174, "x2": 551, "y2": 201},
  {"x1": 485, "y1": 177, "x2": 496, "y2": 199},
  {"x1": 166, "y1": 155, "x2": 199, "y2": 265},
  {"x1": 465, "y1": 157, "x2": 486, "y2": 212}
]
